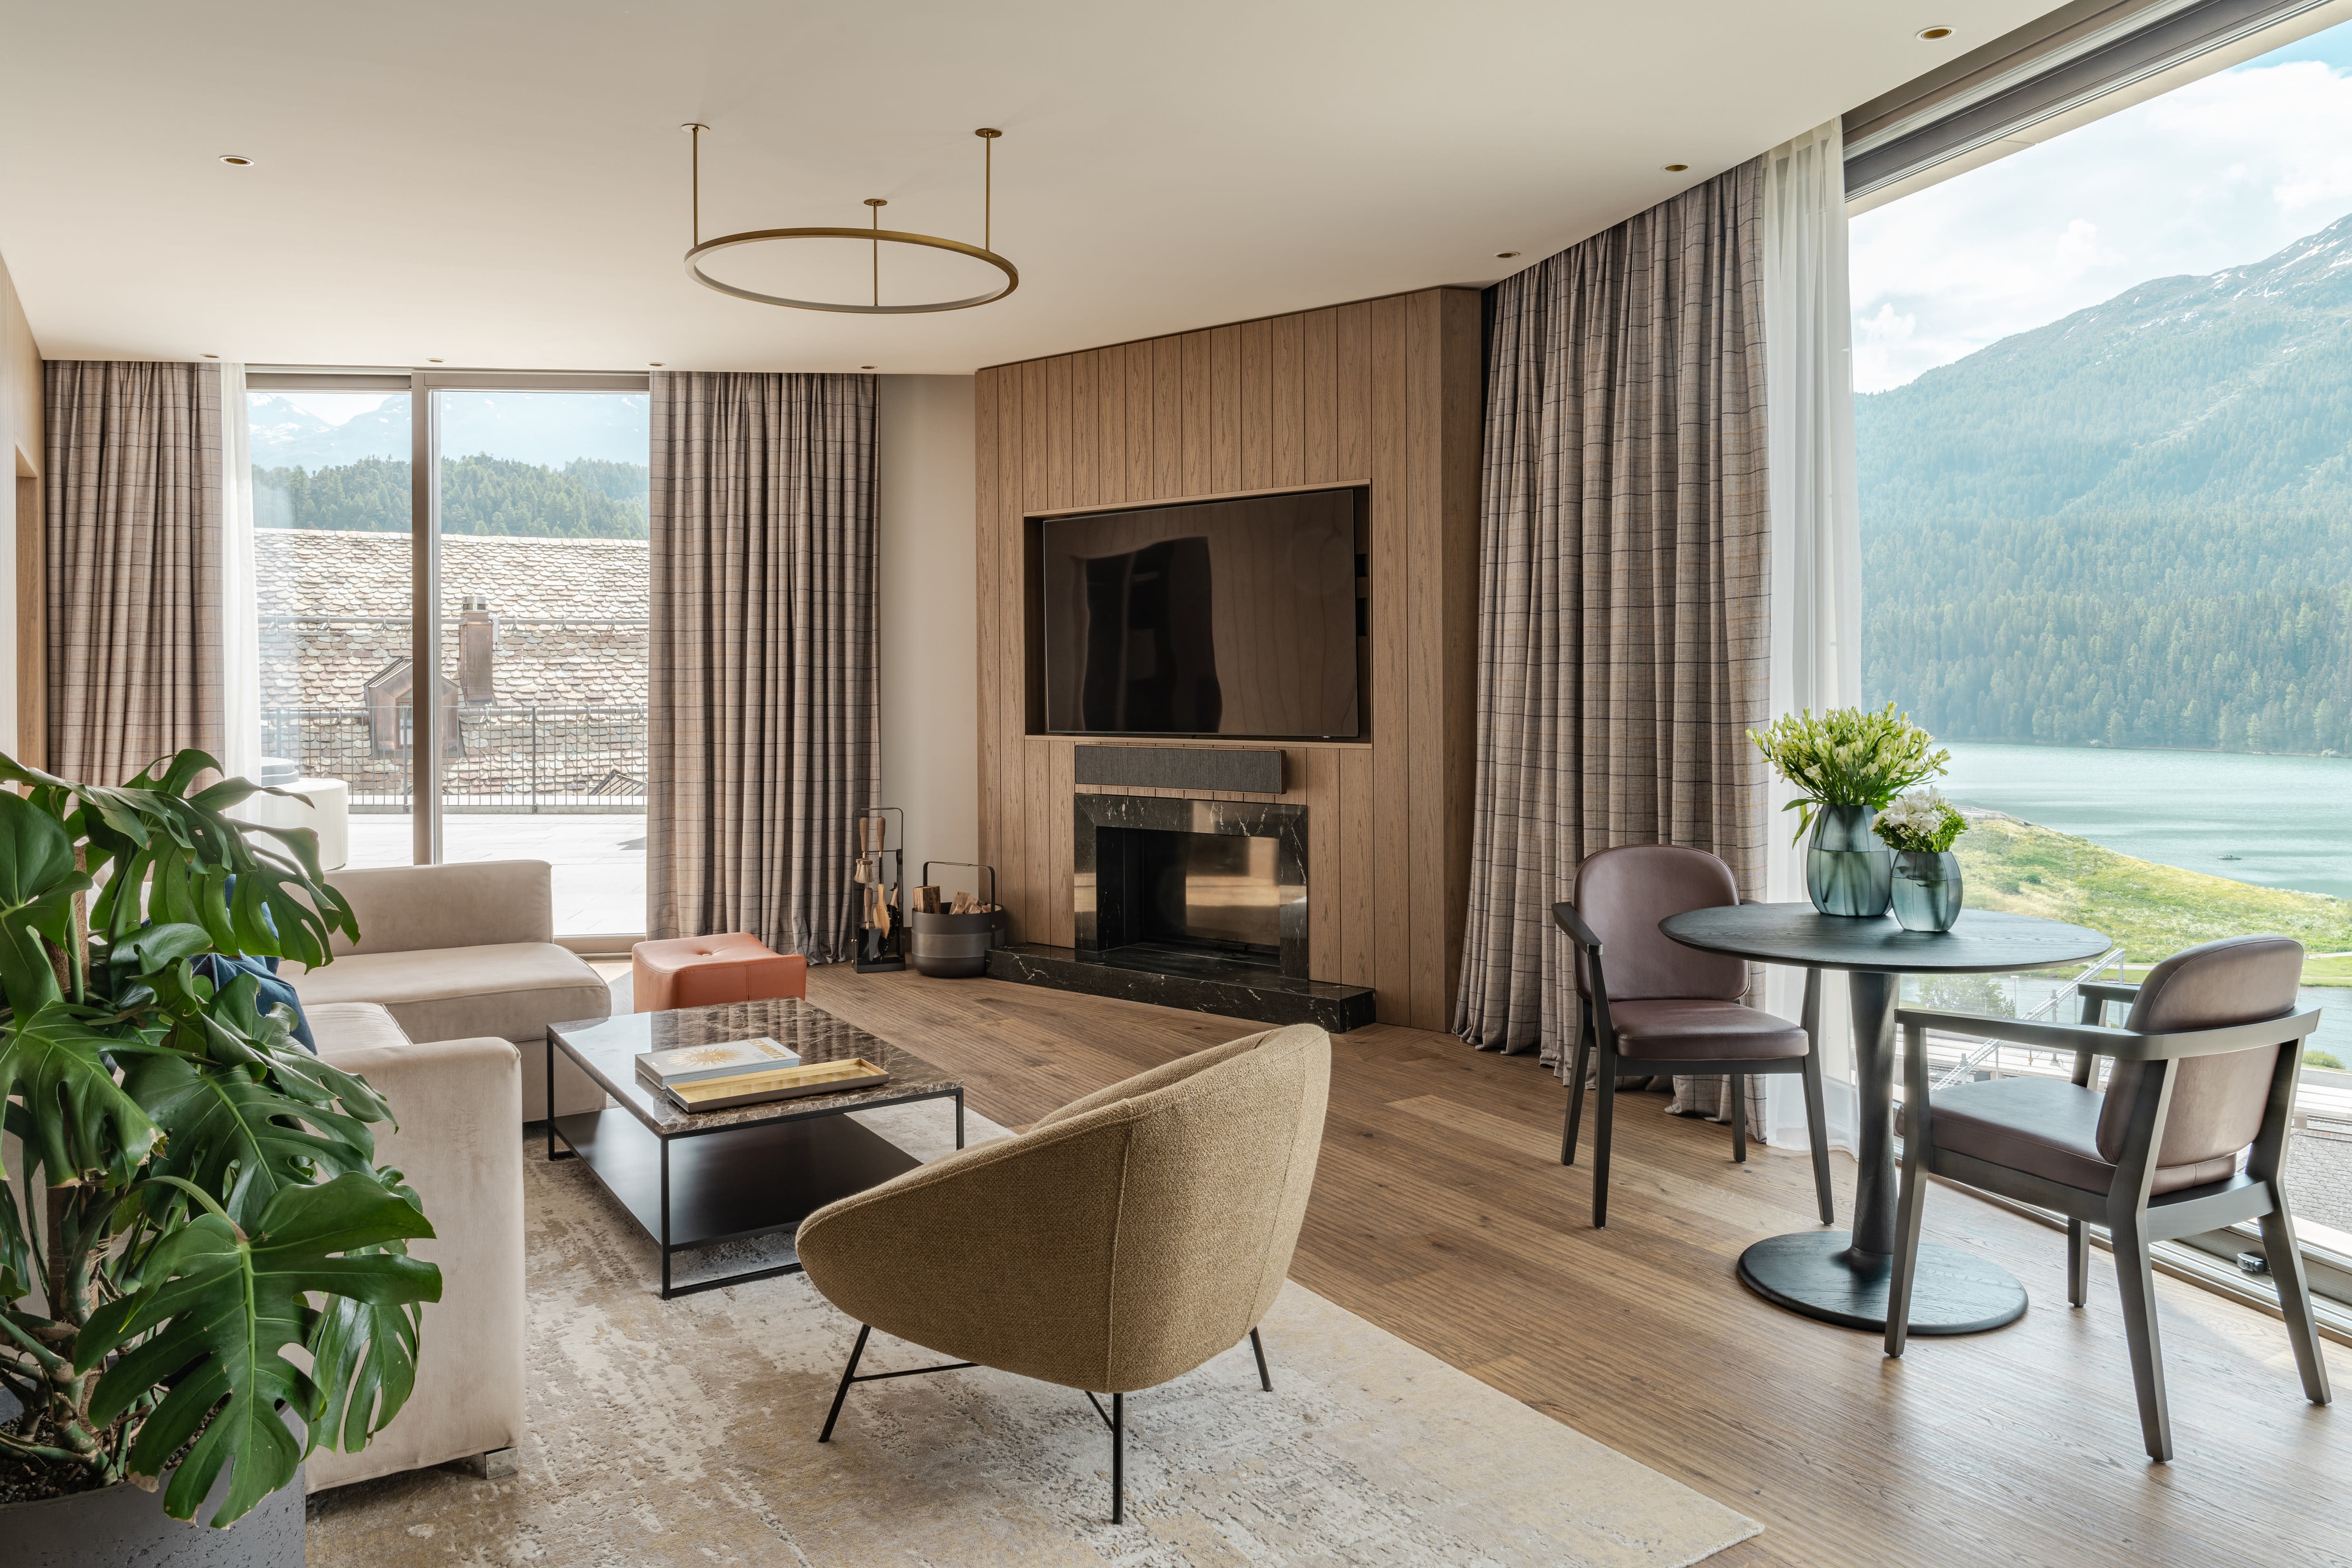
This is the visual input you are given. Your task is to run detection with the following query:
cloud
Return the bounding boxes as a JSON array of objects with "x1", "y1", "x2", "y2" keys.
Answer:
[{"x1": 1849, "y1": 31, "x2": 2352, "y2": 392}]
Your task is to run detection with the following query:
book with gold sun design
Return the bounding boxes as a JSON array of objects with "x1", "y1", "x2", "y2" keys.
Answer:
[{"x1": 633, "y1": 1036, "x2": 801, "y2": 1090}]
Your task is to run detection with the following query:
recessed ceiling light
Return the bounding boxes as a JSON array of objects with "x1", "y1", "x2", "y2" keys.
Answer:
[
  {"x1": 861, "y1": 365, "x2": 876, "y2": 370},
  {"x1": 1664, "y1": 163, "x2": 1689, "y2": 173},
  {"x1": 203, "y1": 353, "x2": 219, "y2": 359},
  {"x1": 427, "y1": 358, "x2": 444, "y2": 364},
  {"x1": 1495, "y1": 251, "x2": 1521, "y2": 260},
  {"x1": 219, "y1": 155, "x2": 253, "y2": 166},
  {"x1": 649, "y1": 361, "x2": 663, "y2": 367},
  {"x1": 1918, "y1": 25, "x2": 1954, "y2": 40}
]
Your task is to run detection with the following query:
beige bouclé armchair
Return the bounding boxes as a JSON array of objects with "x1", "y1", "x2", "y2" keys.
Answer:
[{"x1": 796, "y1": 1022, "x2": 1332, "y2": 1523}]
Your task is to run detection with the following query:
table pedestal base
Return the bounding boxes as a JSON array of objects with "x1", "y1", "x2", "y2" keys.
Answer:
[{"x1": 1736, "y1": 1231, "x2": 2027, "y2": 1335}]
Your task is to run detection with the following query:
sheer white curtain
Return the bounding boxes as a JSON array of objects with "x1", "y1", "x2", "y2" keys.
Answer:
[
  {"x1": 216, "y1": 363, "x2": 261, "y2": 782},
  {"x1": 1759, "y1": 120, "x2": 1864, "y2": 1152}
]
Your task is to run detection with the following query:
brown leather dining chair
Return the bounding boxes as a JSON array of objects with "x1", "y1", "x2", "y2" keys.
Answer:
[
  {"x1": 1551, "y1": 845, "x2": 1835, "y2": 1229},
  {"x1": 1887, "y1": 934, "x2": 2331, "y2": 1460}
]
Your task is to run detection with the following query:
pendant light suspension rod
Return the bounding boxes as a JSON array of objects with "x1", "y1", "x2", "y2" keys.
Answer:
[
  {"x1": 682, "y1": 122, "x2": 709, "y2": 247},
  {"x1": 865, "y1": 198, "x2": 886, "y2": 308},
  {"x1": 977, "y1": 127, "x2": 1001, "y2": 252}
]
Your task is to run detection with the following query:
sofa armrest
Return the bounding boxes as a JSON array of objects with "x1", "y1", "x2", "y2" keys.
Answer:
[
  {"x1": 323, "y1": 861, "x2": 555, "y2": 956},
  {"x1": 305, "y1": 1033, "x2": 526, "y2": 1489}
]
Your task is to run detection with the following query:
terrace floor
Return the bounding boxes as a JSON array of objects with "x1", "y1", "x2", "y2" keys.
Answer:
[{"x1": 346, "y1": 812, "x2": 646, "y2": 938}]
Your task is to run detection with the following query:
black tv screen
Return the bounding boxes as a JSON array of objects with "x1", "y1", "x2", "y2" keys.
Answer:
[{"x1": 1041, "y1": 488, "x2": 1360, "y2": 739}]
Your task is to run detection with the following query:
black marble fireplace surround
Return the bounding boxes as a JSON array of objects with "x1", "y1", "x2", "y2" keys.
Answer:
[{"x1": 984, "y1": 792, "x2": 1377, "y2": 1032}]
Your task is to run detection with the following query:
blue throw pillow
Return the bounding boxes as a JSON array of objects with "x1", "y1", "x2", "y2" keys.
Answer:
[{"x1": 194, "y1": 952, "x2": 317, "y2": 1054}]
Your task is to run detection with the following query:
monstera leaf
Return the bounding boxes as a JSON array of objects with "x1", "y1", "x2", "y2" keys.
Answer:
[
  {"x1": 0, "y1": 785, "x2": 92, "y2": 1016},
  {"x1": 76, "y1": 1172, "x2": 440, "y2": 1526},
  {"x1": 0, "y1": 1001, "x2": 160, "y2": 1191},
  {"x1": 309, "y1": 1170, "x2": 429, "y2": 1453}
]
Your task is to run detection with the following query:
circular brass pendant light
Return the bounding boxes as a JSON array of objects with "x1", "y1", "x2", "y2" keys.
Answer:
[{"x1": 680, "y1": 124, "x2": 1018, "y2": 314}]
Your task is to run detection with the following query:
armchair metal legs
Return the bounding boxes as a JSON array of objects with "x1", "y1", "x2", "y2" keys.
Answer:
[{"x1": 818, "y1": 1324, "x2": 1278, "y2": 1525}]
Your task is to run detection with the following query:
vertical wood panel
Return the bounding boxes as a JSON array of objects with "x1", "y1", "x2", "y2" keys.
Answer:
[
  {"x1": 1049, "y1": 737, "x2": 1076, "y2": 944},
  {"x1": 1182, "y1": 330, "x2": 1212, "y2": 498},
  {"x1": 1271, "y1": 314, "x2": 1303, "y2": 488},
  {"x1": 1094, "y1": 345, "x2": 1125, "y2": 507},
  {"x1": 1211, "y1": 324, "x2": 1242, "y2": 494},
  {"x1": 1240, "y1": 318, "x2": 1272, "y2": 491},
  {"x1": 1306, "y1": 746, "x2": 1338, "y2": 982},
  {"x1": 1368, "y1": 296, "x2": 1412, "y2": 1024},
  {"x1": 1334, "y1": 303, "x2": 1368, "y2": 488},
  {"x1": 974, "y1": 371, "x2": 1001, "y2": 879},
  {"x1": 1154, "y1": 337, "x2": 1183, "y2": 499},
  {"x1": 998, "y1": 366, "x2": 1031, "y2": 939},
  {"x1": 1022, "y1": 359, "x2": 1047, "y2": 512},
  {"x1": 1303, "y1": 307, "x2": 1338, "y2": 484},
  {"x1": 1340, "y1": 745, "x2": 1376, "y2": 987},
  {"x1": 1406, "y1": 292, "x2": 1446, "y2": 1031},
  {"x1": 1438, "y1": 290, "x2": 1485, "y2": 1022},
  {"x1": 1127, "y1": 345, "x2": 1154, "y2": 502},
  {"x1": 1071, "y1": 352, "x2": 1098, "y2": 509},
  {"x1": 1046, "y1": 355, "x2": 1072, "y2": 512}
]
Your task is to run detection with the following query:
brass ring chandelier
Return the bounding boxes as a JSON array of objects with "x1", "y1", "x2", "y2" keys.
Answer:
[{"x1": 680, "y1": 124, "x2": 1018, "y2": 314}]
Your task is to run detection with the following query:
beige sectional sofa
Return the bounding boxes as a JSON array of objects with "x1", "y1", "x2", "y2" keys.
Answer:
[
  {"x1": 305, "y1": 1002, "x2": 526, "y2": 1488},
  {"x1": 288, "y1": 859, "x2": 613, "y2": 1121}
]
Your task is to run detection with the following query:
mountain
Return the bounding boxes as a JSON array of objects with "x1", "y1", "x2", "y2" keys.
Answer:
[
  {"x1": 1857, "y1": 209, "x2": 2352, "y2": 758},
  {"x1": 254, "y1": 455, "x2": 648, "y2": 538},
  {"x1": 246, "y1": 391, "x2": 650, "y2": 470}
]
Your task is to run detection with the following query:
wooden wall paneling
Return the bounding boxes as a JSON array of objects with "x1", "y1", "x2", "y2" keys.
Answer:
[
  {"x1": 1303, "y1": 307, "x2": 1338, "y2": 485},
  {"x1": 1305, "y1": 746, "x2": 1337, "y2": 981},
  {"x1": 1153, "y1": 337, "x2": 1183, "y2": 499},
  {"x1": 1210, "y1": 325, "x2": 1242, "y2": 494},
  {"x1": 1405, "y1": 292, "x2": 1447, "y2": 1031},
  {"x1": 997, "y1": 368, "x2": 1030, "y2": 938},
  {"x1": 1438, "y1": 290, "x2": 1485, "y2": 1025},
  {"x1": 974, "y1": 371, "x2": 1001, "y2": 879},
  {"x1": 1049, "y1": 737, "x2": 1076, "y2": 944},
  {"x1": 1071, "y1": 352, "x2": 1098, "y2": 508},
  {"x1": 1271, "y1": 314, "x2": 1302, "y2": 488},
  {"x1": 1333, "y1": 303, "x2": 1366, "y2": 490},
  {"x1": 1339, "y1": 745, "x2": 1375, "y2": 987},
  {"x1": 1240, "y1": 318, "x2": 1271, "y2": 491},
  {"x1": 1125, "y1": 344, "x2": 1153, "y2": 502},
  {"x1": 1368, "y1": 296, "x2": 1412, "y2": 1024},
  {"x1": 1093, "y1": 345, "x2": 1125, "y2": 508},
  {"x1": 1181, "y1": 331, "x2": 1212, "y2": 498},
  {"x1": 1045, "y1": 355, "x2": 1072, "y2": 512},
  {"x1": 1022, "y1": 359, "x2": 1048, "y2": 513}
]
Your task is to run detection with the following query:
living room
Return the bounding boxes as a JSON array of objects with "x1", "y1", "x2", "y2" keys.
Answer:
[{"x1": 3, "y1": 4, "x2": 2348, "y2": 1566}]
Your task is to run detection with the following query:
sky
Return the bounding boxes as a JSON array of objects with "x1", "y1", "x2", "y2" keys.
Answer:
[{"x1": 1849, "y1": 20, "x2": 2352, "y2": 393}]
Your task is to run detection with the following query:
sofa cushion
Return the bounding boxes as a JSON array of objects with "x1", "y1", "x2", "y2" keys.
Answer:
[
  {"x1": 288, "y1": 941, "x2": 610, "y2": 1047},
  {"x1": 306, "y1": 1001, "x2": 411, "y2": 1056}
]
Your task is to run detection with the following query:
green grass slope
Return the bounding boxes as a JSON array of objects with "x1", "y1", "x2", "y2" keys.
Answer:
[{"x1": 1954, "y1": 815, "x2": 2352, "y2": 984}]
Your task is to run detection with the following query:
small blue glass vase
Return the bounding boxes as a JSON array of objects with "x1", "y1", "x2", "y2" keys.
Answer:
[
  {"x1": 1890, "y1": 850, "x2": 1964, "y2": 933},
  {"x1": 1806, "y1": 803, "x2": 1893, "y2": 918}
]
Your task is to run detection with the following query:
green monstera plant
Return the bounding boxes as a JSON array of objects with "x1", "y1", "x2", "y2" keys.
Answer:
[{"x1": 0, "y1": 749, "x2": 440, "y2": 1526}]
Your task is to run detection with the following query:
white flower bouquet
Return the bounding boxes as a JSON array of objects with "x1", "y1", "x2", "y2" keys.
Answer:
[
  {"x1": 1873, "y1": 787, "x2": 1968, "y2": 854},
  {"x1": 1746, "y1": 704, "x2": 1951, "y2": 843}
]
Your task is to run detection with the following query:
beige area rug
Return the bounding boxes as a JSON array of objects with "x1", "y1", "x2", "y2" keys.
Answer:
[{"x1": 308, "y1": 1104, "x2": 1760, "y2": 1567}]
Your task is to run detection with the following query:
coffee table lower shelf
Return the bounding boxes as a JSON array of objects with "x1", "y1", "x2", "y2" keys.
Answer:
[{"x1": 549, "y1": 1106, "x2": 932, "y2": 1299}]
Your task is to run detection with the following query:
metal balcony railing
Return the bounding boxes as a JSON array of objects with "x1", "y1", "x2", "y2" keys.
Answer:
[{"x1": 259, "y1": 705, "x2": 647, "y2": 813}]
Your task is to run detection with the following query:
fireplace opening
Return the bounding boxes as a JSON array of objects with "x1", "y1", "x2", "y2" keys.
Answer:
[{"x1": 1074, "y1": 794, "x2": 1308, "y2": 981}]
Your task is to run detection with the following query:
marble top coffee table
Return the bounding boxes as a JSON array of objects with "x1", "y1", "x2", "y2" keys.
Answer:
[{"x1": 546, "y1": 998, "x2": 963, "y2": 1298}]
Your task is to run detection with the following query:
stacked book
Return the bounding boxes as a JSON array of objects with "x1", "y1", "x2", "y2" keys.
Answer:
[{"x1": 634, "y1": 1037, "x2": 888, "y2": 1112}]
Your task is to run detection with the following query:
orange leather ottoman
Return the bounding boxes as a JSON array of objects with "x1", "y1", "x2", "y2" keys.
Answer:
[{"x1": 631, "y1": 933, "x2": 808, "y2": 1013}]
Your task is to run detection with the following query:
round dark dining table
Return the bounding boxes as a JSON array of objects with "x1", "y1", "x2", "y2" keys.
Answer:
[{"x1": 1659, "y1": 902, "x2": 2110, "y2": 1334}]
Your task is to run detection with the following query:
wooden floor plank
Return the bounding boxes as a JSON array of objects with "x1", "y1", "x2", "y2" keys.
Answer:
[{"x1": 805, "y1": 965, "x2": 2343, "y2": 1568}]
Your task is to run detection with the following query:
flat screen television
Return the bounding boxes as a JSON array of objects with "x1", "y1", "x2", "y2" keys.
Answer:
[{"x1": 1039, "y1": 488, "x2": 1361, "y2": 739}]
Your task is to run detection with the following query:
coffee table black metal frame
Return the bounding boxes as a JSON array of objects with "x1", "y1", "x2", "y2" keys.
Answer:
[
  {"x1": 1659, "y1": 903, "x2": 2108, "y2": 1335},
  {"x1": 544, "y1": 1006, "x2": 965, "y2": 1300}
]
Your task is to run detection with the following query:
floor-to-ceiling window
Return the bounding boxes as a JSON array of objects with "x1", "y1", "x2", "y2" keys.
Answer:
[
  {"x1": 246, "y1": 373, "x2": 649, "y2": 939},
  {"x1": 1851, "y1": 21, "x2": 2352, "y2": 1267}
]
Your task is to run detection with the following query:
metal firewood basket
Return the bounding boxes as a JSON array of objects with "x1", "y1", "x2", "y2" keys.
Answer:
[{"x1": 908, "y1": 862, "x2": 1008, "y2": 979}]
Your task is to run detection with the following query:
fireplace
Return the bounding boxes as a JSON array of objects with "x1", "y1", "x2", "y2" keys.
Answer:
[
  {"x1": 1075, "y1": 794, "x2": 1307, "y2": 978},
  {"x1": 984, "y1": 791, "x2": 1371, "y2": 1032}
]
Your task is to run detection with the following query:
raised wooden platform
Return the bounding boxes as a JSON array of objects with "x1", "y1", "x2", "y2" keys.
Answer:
[{"x1": 807, "y1": 962, "x2": 2346, "y2": 1568}]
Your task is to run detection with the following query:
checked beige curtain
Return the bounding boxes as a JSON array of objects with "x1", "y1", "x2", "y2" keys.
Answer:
[
  {"x1": 1453, "y1": 160, "x2": 1774, "y2": 1108},
  {"x1": 647, "y1": 372, "x2": 878, "y2": 960},
  {"x1": 44, "y1": 360, "x2": 225, "y2": 785}
]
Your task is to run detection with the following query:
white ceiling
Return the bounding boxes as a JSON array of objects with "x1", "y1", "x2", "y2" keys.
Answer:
[{"x1": 0, "y1": 1, "x2": 2056, "y2": 374}]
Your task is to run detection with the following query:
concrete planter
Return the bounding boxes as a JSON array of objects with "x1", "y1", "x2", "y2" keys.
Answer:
[{"x1": 1, "y1": 1464, "x2": 304, "y2": 1568}]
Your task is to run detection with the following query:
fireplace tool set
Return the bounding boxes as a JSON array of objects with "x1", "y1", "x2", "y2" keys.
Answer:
[
  {"x1": 854, "y1": 810, "x2": 1006, "y2": 976},
  {"x1": 851, "y1": 807, "x2": 906, "y2": 973}
]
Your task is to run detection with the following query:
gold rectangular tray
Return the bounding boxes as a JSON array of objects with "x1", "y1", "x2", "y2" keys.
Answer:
[{"x1": 663, "y1": 1057, "x2": 891, "y2": 1112}]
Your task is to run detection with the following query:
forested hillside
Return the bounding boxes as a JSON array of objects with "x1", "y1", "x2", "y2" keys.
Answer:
[
  {"x1": 254, "y1": 455, "x2": 649, "y2": 538},
  {"x1": 1859, "y1": 209, "x2": 2352, "y2": 756}
]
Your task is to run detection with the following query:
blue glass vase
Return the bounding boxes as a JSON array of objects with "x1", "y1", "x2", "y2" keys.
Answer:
[
  {"x1": 1805, "y1": 803, "x2": 1893, "y2": 918},
  {"x1": 1891, "y1": 850, "x2": 1964, "y2": 933}
]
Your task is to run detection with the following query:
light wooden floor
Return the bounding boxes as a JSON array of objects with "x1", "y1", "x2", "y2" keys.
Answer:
[{"x1": 804, "y1": 964, "x2": 2345, "y2": 1568}]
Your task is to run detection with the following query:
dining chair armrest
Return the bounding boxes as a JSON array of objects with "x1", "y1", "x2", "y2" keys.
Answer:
[
  {"x1": 1896, "y1": 1006, "x2": 2321, "y2": 1061},
  {"x1": 2078, "y1": 981, "x2": 2140, "y2": 1008},
  {"x1": 1552, "y1": 901, "x2": 1602, "y2": 952}
]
